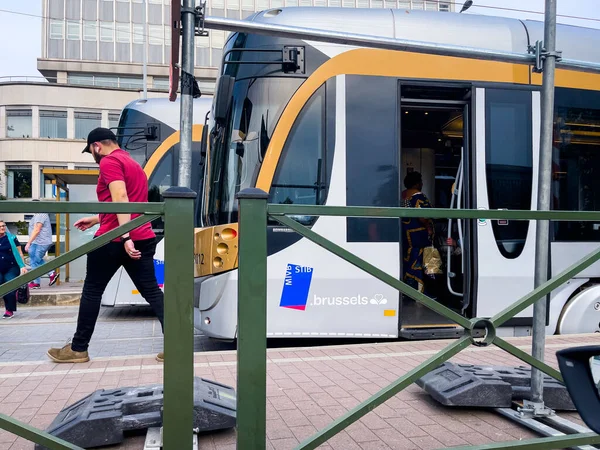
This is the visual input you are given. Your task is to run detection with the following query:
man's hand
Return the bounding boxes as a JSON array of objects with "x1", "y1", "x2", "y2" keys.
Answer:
[
  {"x1": 20, "y1": 267, "x2": 28, "y2": 276},
  {"x1": 74, "y1": 216, "x2": 99, "y2": 231},
  {"x1": 25, "y1": 243, "x2": 31, "y2": 253},
  {"x1": 124, "y1": 239, "x2": 141, "y2": 260}
]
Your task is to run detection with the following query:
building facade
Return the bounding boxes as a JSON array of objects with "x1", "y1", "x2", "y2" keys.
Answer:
[{"x1": 38, "y1": 0, "x2": 453, "y2": 94}]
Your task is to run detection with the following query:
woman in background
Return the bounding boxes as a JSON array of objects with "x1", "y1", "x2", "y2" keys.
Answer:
[
  {"x1": 401, "y1": 172, "x2": 434, "y2": 295},
  {"x1": 0, "y1": 220, "x2": 28, "y2": 318}
]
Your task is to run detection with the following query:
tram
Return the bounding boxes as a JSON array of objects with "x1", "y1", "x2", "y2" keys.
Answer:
[
  {"x1": 191, "y1": 7, "x2": 600, "y2": 340},
  {"x1": 101, "y1": 96, "x2": 213, "y2": 307}
]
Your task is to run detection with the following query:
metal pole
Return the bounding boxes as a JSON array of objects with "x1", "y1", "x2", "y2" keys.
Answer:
[
  {"x1": 142, "y1": 0, "x2": 148, "y2": 99},
  {"x1": 530, "y1": 0, "x2": 558, "y2": 410},
  {"x1": 162, "y1": 187, "x2": 197, "y2": 450},
  {"x1": 178, "y1": 0, "x2": 195, "y2": 189},
  {"x1": 236, "y1": 188, "x2": 269, "y2": 450}
]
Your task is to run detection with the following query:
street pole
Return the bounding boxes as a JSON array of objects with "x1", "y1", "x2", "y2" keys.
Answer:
[
  {"x1": 142, "y1": 0, "x2": 148, "y2": 99},
  {"x1": 530, "y1": 0, "x2": 558, "y2": 412},
  {"x1": 178, "y1": 0, "x2": 195, "y2": 189}
]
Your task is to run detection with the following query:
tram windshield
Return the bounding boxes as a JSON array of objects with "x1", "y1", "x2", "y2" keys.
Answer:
[{"x1": 205, "y1": 33, "x2": 303, "y2": 226}]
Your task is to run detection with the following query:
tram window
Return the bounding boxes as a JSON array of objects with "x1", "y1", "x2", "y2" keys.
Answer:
[
  {"x1": 269, "y1": 82, "x2": 335, "y2": 226},
  {"x1": 346, "y1": 75, "x2": 399, "y2": 243},
  {"x1": 553, "y1": 88, "x2": 600, "y2": 241},
  {"x1": 485, "y1": 89, "x2": 532, "y2": 259},
  {"x1": 147, "y1": 150, "x2": 174, "y2": 234}
]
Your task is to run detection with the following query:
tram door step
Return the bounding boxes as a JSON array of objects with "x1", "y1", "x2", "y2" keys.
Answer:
[
  {"x1": 34, "y1": 377, "x2": 236, "y2": 450},
  {"x1": 416, "y1": 362, "x2": 575, "y2": 411},
  {"x1": 399, "y1": 325, "x2": 475, "y2": 340}
]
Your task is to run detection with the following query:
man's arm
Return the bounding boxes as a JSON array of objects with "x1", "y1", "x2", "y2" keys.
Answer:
[
  {"x1": 28, "y1": 223, "x2": 42, "y2": 245},
  {"x1": 108, "y1": 180, "x2": 132, "y2": 239}
]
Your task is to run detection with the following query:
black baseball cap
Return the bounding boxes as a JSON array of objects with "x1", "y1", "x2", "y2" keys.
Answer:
[{"x1": 82, "y1": 127, "x2": 118, "y2": 153}]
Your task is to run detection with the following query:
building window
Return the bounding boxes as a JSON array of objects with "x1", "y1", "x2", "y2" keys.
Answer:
[
  {"x1": 211, "y1": 30, "x2": 225, "y2": 50},
  {"x1": 75, "y1": 112, "x2": 102, "y2": 139},
  {"x1": 40, "y1": 110, "x2": 68, "y2": 139},
  {"x1": 67, "y1": 21, "x2": 81, "y2": 40},
  {"x1": 109, "y1": 112, "x2": 121, "y2": 130},
  {"x1": 95, "y1": 76, "x2": 119, "y2": 88},
  {"x1": 50, "y1": 20, "x2": 65, "y2": 39},
  {"x1": 6, "y1": 168, "x2": 32, "y2": 199},
  {"x1": 149, "y1": 25, "x2": 163, "y2": 45},
  {"x1": 100, "y1": 22, "x2": 114, "y2": 42},
  {"x1": 133, "y1": 24, "x2": 144, "y2": 44},
  {"x1": 153, "y1": 77, "x2": 169, "y2": 91},
  {"x1": 439, "y1": 2, "x2": 450, "y2": 11},
  {"x1": 68, "y1": 73, "x2": 93, "y2": 85},
  {"x1": 164, "y1": 25, "x2": 171, "y2": 46},
  {"x1": 83, "y1": 21, "x2": 97, "y2": 41},
  {"x1": 116, "y1": 23, "x2": 131, "y2": 43},
  {"x1": 119, "y1": 77, "x2": 143, "y2": 89},
  {"x1": 6, "y1": 110, "x2": 32, "y2": 138}
]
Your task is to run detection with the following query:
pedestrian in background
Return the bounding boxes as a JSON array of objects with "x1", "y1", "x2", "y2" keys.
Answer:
[
  {"x1": 25, "y1": 200, "x2": 59, "y2": 289},
  {"x1": 47, "y1": 128, "x2": 164, "y2": 364},
  {"x1": 0, "y1": 220, "x2": 28, "y2": 318}
]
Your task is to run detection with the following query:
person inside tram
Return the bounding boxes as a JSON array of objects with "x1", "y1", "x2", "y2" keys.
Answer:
[{"x1": 401, "y1": 171, "x2": 434, "y2": 296}]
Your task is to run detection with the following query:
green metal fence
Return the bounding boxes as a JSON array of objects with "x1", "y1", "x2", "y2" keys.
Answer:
[
  {"x1": 0, "y1": 187, "x2": 196, "y2": 450},
  {"x1": 237, "y1": 188, "x2": 600, "y2": 450}
]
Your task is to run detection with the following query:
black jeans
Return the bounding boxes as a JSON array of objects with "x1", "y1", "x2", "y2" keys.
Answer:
[
  {"x1": 0, "y1": 265, "x2": 20, "y2": 312},
  {"x1": 71, "y1": 238, "x2": 164, "y2": 352}
]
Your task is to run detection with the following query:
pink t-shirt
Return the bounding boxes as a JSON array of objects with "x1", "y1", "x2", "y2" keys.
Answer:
[{"x1": 95, "y1": 149, "x2": 155, "y2": 242}]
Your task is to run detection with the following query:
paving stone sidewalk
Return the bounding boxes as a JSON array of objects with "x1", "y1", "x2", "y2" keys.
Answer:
[{"x1": 0, "y1": 333, "x2": 598, "y2": 450}]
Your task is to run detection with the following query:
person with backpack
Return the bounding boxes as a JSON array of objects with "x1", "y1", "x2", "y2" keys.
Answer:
[{"x1": 0, "y1": 220, "x2": 28, "y2": 318}]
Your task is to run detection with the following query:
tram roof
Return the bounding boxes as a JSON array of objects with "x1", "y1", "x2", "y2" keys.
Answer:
[
  {"x1": 242, "y1": 7, "x2": 600, "y2": 66},
  {"x1": 121, "y1": 96, "x2": 213, "y2": 129}
]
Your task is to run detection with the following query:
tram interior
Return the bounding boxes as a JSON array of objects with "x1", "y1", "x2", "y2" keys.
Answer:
[{"x1": 400, "y1": 87, "x2": 468, "y2": 329}]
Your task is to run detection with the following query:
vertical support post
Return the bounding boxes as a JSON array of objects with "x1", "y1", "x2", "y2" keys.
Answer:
[
  {"x1": 179, "y1": 0, "x2": 195, "y2": 189},
  {"x1": 142, "y1": 0, "x2": 148, "y2": 99},
  {"x1": 162, "y1": 187, "x2": 197, "y2": 450},
  {"x1": 531, "y1": 0, "x2": 558, "y2": 408},
  {"x1": 55, "y1": 182, "x2": 61, "y2": 286},
  {"x1": 236, "y1": 188, "x2": 269, "y2": 450}
]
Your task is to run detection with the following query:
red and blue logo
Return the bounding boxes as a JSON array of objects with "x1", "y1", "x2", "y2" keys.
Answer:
[
  {"x1": 279, "y1": 264, "x2": 313, "y2": 311},
  {"x1": 154, "y1": 259, "x2": 164, "y2": 288}
]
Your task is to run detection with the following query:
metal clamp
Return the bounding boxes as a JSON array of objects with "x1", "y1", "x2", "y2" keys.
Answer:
[
  {"x1": 194, "y1": 2, "x2": 209, "y2": 37},
  {"x1": 179, "y1": 3, "x2": 209, "y2": 37},
  {"x1": 518, "y1": 399, "x2": 556, "y2": 418},
  {"x1": 528, "y1": 40, "x2": 563, "y2": 73}
]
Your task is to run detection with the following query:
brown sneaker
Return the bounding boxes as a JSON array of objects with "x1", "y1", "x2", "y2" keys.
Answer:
[
  {"x1": 156, "y1": 352, "x2": 164, "y2": 363},
  {"x1": 47, "y1": 343, "x2": 89, "y2": 363}
]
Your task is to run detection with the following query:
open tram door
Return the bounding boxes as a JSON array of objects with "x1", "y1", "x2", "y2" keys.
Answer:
[{"x1": 397, "y1": 85, "x2": 473, "y2": 339}]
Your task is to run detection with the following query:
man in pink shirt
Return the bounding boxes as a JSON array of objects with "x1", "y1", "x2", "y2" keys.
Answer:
[{"x1": 47, "y1": 128, "x2": 165, "y2": 363}]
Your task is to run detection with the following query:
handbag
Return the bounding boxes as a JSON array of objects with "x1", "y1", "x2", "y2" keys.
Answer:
[
  {"x1": 423, "y1": 236, "x2": 443, "y2": 277},
  {"x1": 16, "y1": 284, "x2": 30, "y2": 305}
]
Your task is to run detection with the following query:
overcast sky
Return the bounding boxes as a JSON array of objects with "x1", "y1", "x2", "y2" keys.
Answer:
[{"x1": 0, "y1": 0, "x2": 598, "y2": 78}]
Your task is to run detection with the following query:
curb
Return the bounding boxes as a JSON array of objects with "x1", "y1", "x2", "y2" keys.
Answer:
[{"x1": 25, "y1": 291, "x2": 81, "y2": 307}]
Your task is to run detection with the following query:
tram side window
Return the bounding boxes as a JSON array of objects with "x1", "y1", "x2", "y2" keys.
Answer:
[
  {"x1": 346, "y1": 75, "x2": 399, "y2": 243},
  {"x1": 147, "y1": 150, "x2": 175, "y2": 234},
  {"x1": 553, "y1": 88, "x2": 600, "y2": 241},
  {"x1": 269, "y1": 81, "x2": 335, "y2": 225},
  {"x1": 485, "y1": 89, "x2": 533, "y2": 259}
]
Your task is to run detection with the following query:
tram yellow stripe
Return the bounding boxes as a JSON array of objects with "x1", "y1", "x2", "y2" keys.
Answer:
[
  {"x1": 256, "y1": 48, "x2": 600, "y2": 192},
  {"x1": 143, "y1": 124, "x2": 205, "y2": 179}
]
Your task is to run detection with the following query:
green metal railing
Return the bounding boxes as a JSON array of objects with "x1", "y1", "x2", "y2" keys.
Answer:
[
  {"x1": 236, "y1": 189, "x2": 600, "y2": 450},
  {"x1": 0, "y1": 187, "x2": 196, "y2": 450}
]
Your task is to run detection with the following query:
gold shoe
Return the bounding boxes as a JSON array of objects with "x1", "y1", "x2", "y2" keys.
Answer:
[
  {"x1": 47, "y1": 343, "x2": 89, "y2": 363},
  {"x1": 156, "y1": 352, "x2": 164, "y2": 363}
]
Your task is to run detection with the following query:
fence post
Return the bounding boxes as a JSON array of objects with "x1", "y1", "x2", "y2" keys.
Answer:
[
  {"x1": 236, "y1": 188, "x2": 269, "y2": 450},
  {"x1": 162, "y1": 187, "x2": 197, "y2": 450}
]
